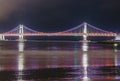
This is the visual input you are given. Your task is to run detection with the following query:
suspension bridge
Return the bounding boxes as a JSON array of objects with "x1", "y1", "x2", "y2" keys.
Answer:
[{"x1": 0, "y1": 22, "x2": 118, "y2": 41}]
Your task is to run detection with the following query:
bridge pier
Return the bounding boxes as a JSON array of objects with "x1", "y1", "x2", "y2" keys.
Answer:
[
  {"x1": 19, "y1": 24, "x2": 24, "y2": 41},
  {"x1": 83, "y1": 22, "x2": 88, "y2": 42},
  {"x1": 0, "y1": 34, "x2": 5, "y2": 40}
]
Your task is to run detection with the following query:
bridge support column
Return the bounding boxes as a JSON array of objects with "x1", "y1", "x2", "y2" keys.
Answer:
[
  {"x1": 19, "y1": 25, "x2": 24, "y2": 41},
  {"x1": 0, "y1": 34, "x2": 5, "y2": 40},
  {"x1": 2, "y1": 35, "x2": 5, "y2": 40},
  {"x1": 83, "y1": 22, "x2": 88, "y2": 41},
  {"x1": 115, "y1": 34, "x2": 120, "y2": 41}
]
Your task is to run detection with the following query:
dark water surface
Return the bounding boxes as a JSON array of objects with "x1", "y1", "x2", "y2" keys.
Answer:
[{"x1": 0, "y1": 41, "x2": 120, "y2": 81}]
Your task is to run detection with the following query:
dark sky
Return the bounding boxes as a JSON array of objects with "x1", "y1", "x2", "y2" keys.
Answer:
[{"x1": 0, "y1": 0, "x2": 120, "y2": 33}]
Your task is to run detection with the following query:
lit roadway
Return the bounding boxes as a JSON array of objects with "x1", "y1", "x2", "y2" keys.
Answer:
[{"x1": 2, "y1": 32, "x2": 116, "y2": 37}]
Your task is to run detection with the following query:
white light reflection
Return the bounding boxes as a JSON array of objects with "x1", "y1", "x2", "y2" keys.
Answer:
[
  {"x1": 113, "y1": 44, "x2": 120, "y2": 79},
  {"x1": 115, "y1": 54, "x2": 118, "y2": 67},
  {"x1": 82, "y1": 42, "x2": 88, "y2": 52},
  {"x1": 114, "y1": 43, "x2": 118, "y2": 53},
  {"x1": 115, "y1": 53, "x2": 119, "y2": 79},
  {"x1": 82, "y1": 42, "x2": 89, "y2": 81},
  {"x1": 18, "y1": 41, "x2": 24, "y2": 52},
  {"x1": 17, "y1": 42, "x2": 25, "y2": 81},
  {"x1": 114, "y1": 43, "x2": 120, "y2": 79}
]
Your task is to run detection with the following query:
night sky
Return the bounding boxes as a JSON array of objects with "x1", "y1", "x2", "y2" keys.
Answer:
[{"x1": 0, "y1": 0, "x2": 120, "y2": 33}]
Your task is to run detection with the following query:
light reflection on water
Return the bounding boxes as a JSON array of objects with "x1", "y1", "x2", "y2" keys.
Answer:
[
  {"x1": 0, "y1": 41, "x2": 119, "y2": 81},
  {"x1": 82, "y1": 42, "x2": 89, "y2": 80},
  {"x1": 18, "y1": 42, "x2": 24, "y2": 80}
]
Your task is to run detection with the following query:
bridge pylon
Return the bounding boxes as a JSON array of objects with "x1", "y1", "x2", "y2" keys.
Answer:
[
  {"x1": 19, "y1": 24, "x2": 24, "y2": 41},
  {"x1": 0, "y1": 34, "x2": 5, "y2": 40},
  {"x1": 83, "y1": 22, "x2": 88, "y2": 41},
  {"x1": 115, "y1": 34, "x2": 120, "y2": 41}
]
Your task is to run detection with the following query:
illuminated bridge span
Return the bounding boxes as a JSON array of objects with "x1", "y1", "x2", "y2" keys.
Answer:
[{"x1": 0, "y1": 22, "x2": 117, "y2": 41}]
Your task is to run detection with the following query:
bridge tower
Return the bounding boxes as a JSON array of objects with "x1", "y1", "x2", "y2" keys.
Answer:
[
  {"x1": 83, "y1": 22, "x2": 88, "y2": 41},
  {"x1": 2, "y1": 35, "x2": 5, "y2": 40},
  {"x1": 19, "y1": 25, "x2": 24, "y2": 41},
  {"x1": 115, "y1": 34, "x2": 120, "y2": 41},
  {"x1": 0, "y1": 34, "x2": 5, "y2": 40}
]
